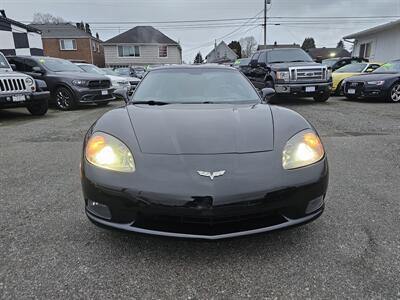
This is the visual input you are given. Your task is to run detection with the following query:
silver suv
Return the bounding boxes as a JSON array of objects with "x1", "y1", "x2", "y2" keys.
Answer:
[{"x1": 0, "y1": 53, "x2": 50, "y2": 115}]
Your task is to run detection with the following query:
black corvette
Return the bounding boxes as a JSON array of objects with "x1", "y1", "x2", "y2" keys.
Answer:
[
  {"x1": 81, "y1": 65, "x2": 329, "y2": 239},
  {"x1": 343, "y1": 60, "x2": 400, "y2": 103}
]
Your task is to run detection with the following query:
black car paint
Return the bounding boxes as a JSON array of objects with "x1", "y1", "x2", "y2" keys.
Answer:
[
  {"x1": 7, "y1": 56, "x2": 115, "y2": 106},
  {"x1": 81, "y1": 66, "x2": 329, "y2": 239},
  {"x1": 343, "y1": 72, "x2": 400, "y2": 100}
]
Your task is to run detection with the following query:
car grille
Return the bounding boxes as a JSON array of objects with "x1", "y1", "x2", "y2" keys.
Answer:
[
  {"x1": 88, "y1": 80, "x2": 110, "y2": 89},
  {"x1": 133, "y1": 211, "x2": 287, "y2": 236},
  {"x1": 0, "y1": 78, "x2": 27, "y2": 93},
  {"x1": 289, "y1": 67, "x2": 327, "y2": 82},
  {"x1": 346, "y1": 81, "x2": 364, "y2": 89}
]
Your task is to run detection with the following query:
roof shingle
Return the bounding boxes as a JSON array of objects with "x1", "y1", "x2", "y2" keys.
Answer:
[
  {"x1": 30, "y1": 23, "x2": 100, "y2": 40},
  {"x1": 104, "y1": 26, "x2": 178, "y2": 45}
]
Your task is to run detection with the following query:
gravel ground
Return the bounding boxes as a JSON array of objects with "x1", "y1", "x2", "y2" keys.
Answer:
[{"x1": 0, "y1": 97, "x2": 399, "y2": 299}]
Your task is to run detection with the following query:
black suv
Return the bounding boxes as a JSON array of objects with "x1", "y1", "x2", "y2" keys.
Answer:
[
  {"x1": 243, "y1": 48, "x2": 332, "y2": 102},
  {"x1": 7, "y1": 56, "x2": 115, "y2": 110}
]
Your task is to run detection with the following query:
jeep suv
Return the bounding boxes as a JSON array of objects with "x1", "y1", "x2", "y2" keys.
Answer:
[
  {"x1": 7, "y1": 56, "x2": 115, "y2": 110},
  {"x1": 0, "y1": 52, "x2": 49, "y2": 115},
  {"x1": 244, "y1": 48, "x2": 332, "y2": 102}
]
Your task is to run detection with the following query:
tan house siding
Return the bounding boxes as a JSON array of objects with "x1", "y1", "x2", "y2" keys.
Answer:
[
  {"x1": 104, "y1": 44, "x2": 181, "y2": 66},
  {"x1": 42, "y1": 37, "x2": 105, "y2": 67}
]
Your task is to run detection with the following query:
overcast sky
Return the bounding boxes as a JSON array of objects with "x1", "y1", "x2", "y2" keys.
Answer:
[{"x1": 1, "y1": 0, "x2": 399, "y2": 62}]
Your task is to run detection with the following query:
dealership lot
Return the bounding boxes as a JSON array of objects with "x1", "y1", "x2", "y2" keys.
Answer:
[{"x1": 0, "y1": 98, "x2": 399, "y2": 299}]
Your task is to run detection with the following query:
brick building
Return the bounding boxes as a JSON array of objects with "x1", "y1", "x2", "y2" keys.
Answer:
[{"x1": 31, "y1": 23, "x2": 105, "y2": 67}]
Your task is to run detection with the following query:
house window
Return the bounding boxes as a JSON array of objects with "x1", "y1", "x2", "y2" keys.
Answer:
[
  {"x1": 60, "y1": 39, "x2": 77, "y2": 51},
  {"x1": 118, "y1": 45, "x2": 140, "y2": 57},
  {"x1": 92, "y1": 41, "x2": 97, "y2": 52},
  {"x1": 359, "y1": 42, "x2": 372, "y2": 59},
  {"x1": 159, "y1": 45, "x2": 168, "y2": 58}
]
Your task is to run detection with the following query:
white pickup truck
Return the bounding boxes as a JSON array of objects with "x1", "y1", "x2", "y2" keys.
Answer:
[{"x1": 0, "y1": 52, "x2": 50, "y2": 115}]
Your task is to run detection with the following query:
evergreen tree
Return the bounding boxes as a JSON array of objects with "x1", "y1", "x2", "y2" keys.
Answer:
[
  {"x1": 301, "y1": 37, "x2": 316, "y2": 50},
  {"x1": 228, "y1": 41, "x2": 242, "y2": 58},
  {"x1": 194, "y1": 52, "x2": 203, "y2": 64},
  {"x1": 337, "y1": 40, "x2": 345, "y2": 49}
]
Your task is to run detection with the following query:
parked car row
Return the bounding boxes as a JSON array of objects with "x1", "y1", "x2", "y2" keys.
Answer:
[
  {"x1": 0, "y1": 52, "x2": 49, "y2": 115},
  {"x1": 235, "y1": 50, "x2": 399, "y2": 103},
  {"x1": 342, "y1": 60, "x2": 400, "y2": 103},
  {"x1": 0, "y1": 54, "x2": 146, "y2": 115}
]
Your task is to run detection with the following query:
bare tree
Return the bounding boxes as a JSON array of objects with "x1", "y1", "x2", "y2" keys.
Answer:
[
  {"x1": 239, "y1": 36, "x2": 258, "y2": 58},
  {"x1": 32, "y1": 12, "x2": 65, "y2": 24}
]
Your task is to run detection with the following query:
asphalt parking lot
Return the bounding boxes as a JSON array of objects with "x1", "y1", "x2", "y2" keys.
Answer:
[{"x1": 1, "y1": 97, "x2": 399, "y2": 299}]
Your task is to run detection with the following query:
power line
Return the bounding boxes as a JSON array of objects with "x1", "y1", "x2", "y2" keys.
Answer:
[{"x1": 21, "y1": 15, "x2": 400, "y2": 25}]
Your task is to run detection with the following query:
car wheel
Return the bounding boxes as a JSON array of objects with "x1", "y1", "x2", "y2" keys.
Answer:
[
  {"x1": 314, "y1": 91, "x2": 330, "y2": 102},
  {"x1": 388, "y1": 82, "x2": 400, "y2": 103},
  {"x1": 55, "y1": 87, "x2": 76, "y2": 110},
  {"x1": 26, "y1": 100, "x2": 48, "y2": 116},
  {"x1": 336, "y1": 80, "x2": 345, "y2": 96},
  {"x1": 96, "y1": 101, "x2": 110, "y2": 107}
]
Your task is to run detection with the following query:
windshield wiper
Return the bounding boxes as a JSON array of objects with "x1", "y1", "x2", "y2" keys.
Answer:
[
  {"x1": 289, "y1": 60, "x2": 308, "y2": 62},
  {"x1": 131, "y1": 100, "x2": 171, "y2": 106}
]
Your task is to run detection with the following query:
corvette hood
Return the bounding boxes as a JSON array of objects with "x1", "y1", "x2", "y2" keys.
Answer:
[{"x1": 127, "y1": 103, "x2": 274, "y2": 155}]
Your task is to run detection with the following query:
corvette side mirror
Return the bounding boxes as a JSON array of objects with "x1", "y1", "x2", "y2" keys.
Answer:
[{"x1": 261, "y1": 88, "x2": 276, "y2": 102}]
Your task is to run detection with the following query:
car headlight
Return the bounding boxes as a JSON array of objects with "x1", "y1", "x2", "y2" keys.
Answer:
[
  {"x1": 112, "y1": 80, "x2": 129, "y2": 87},
  {"x1": 25, "y1": 77, "x2": 34, "y2": 86},
  {"x1": 282, "y1": 130, "x2": 325, "y2": 170},
  {"x1": 327, "y1": 68, "x2": 332, "y2": 79},
  {"x1": 367, "y1": 80, "x2": 385, "y2": 86},
  {"x1": 72, "y1": 79, "x2": 89, "y2": 87},
  {"x1": 276, "y1": 71, "x2": 290, "y2": 82},
  {"x1": 85, "y1": 132, "x2": 135, "y2": 173}
]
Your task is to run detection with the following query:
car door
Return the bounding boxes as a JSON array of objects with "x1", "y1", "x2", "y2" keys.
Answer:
[
  {"x1": 23, "y1": 59, "x2": 45, "y2": 80},
  {"x1": 252, "y1": 51, "x2": 269, "y2": 89},
  {"x1": 247, "y1": 52, "x2": 261, "y2": 86}
]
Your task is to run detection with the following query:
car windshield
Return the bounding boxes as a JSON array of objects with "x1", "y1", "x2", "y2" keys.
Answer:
[
  {"x1": 234, "y1": 58, "x2": 251, "y2": 66},
  {"x1": 373, "y1": 61, "x2": 400, "y2": 73},
  {"x1": 40, "y1": 58, "x2": 83, "y2": 72},
  {"x1": 268, "y1": 49, "x2": 313, "y2": 63},
  {"x1": 0, "y1": 55, "x2": 10, "y2": 69},
  {"x1": 79, "y1": 64, "x2": 105, "y2": 75},
  {"x1": 335, "y1": 63, "x2": 368, "y2": 73},
  {"x1": 115, "y1": 68, "x2": 130, "y2": 76},
  {"x1": 322, "y1": 59, "x2": 339, "y2": 67},
  {"x1": 102, "y1": 68, "x2": 119, "y2": 76},
  {"x1": 132, "y1": 68, "x2": 260, "y2": 104},
  {"x1": 133, "y1": 67, "x2": 145, "y2": 73}
]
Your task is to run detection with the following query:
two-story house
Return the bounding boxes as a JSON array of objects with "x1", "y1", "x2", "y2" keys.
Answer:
[
  {"x1": 30, "y1": 23, "x2": 105, "y2": 67},
  {"x1": 103, "y1": 26, "x2": 182, "y2": 67}
]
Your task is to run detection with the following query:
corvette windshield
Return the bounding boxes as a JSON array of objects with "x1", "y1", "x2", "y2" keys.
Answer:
[
  {"x1": 132, "y1": 68, "x2": 260, "y2": 103},
  {"x1": 373, "y1": 61, "x2": 400, "y2": 73},
  {"x1": 335, "y1": 63, "x2": 367, "y2": 73}
]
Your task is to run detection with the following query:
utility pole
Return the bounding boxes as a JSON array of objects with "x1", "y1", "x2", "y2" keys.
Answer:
[{"x1": 264, "y1": 0, "x2": 271, "y2": 47}]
